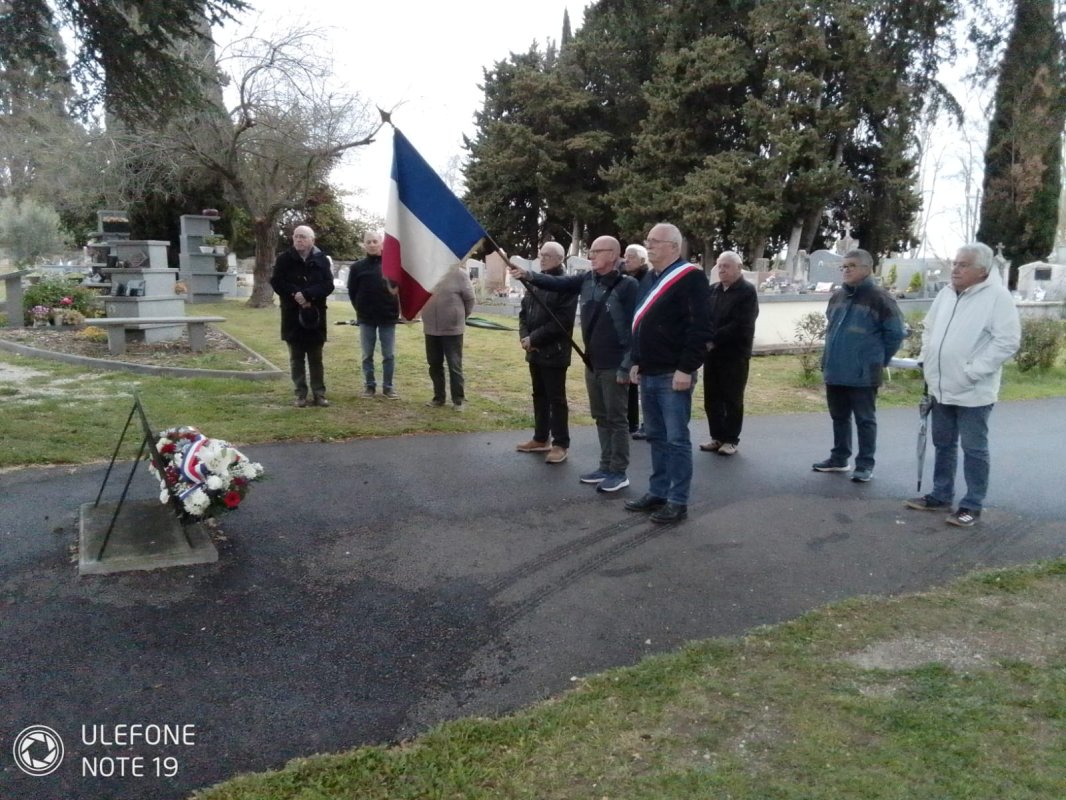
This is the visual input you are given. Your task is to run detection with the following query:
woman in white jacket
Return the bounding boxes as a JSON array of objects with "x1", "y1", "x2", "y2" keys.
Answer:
[{"x1": 905, "y1": 242, "x2": 1021, "y2": 527}]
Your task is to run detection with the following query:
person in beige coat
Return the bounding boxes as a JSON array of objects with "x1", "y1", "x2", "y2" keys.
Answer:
[{"x1": 420, "y1": 265, "x2": 476, "y2": 408}]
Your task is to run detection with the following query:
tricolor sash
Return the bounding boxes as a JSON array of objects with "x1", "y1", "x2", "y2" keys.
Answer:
[{"x1": 632, "y1": 263, "x2": 701, "y2": 331}]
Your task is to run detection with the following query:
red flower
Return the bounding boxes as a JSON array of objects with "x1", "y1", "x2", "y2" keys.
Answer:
[
  {"x1": 60, "y1": 296, "x2": 73, "y2": 306},
  {"x1": 161, "y1": 443, "x2": 176, "y2": 454},
  {"x1": 223, "y1": 491, "x2": 242, "y2": 509},
  {"x1": 233, "y1": 477, "x2": 248, "y2": 487}
]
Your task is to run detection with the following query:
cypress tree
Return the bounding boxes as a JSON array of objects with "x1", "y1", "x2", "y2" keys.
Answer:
[{"x1": 977, "y1": 0, "x2": 1066, "y2": 286}]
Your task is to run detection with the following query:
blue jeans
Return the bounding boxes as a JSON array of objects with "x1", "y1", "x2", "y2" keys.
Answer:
[
  {"x1": 825, "y1": 385, "x2": 878, "y2": 469},
  {"x1": 359, "y1": 323, "x2": 396, "y2": 391},
  {"x1": 641, "y1": 372, "x2": 696, "y2": 505},
  {"x1": 930, "y1": 402, "x2": 993, "y2": 511}
]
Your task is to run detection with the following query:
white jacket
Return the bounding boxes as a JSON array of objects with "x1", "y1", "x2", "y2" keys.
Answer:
[{"x1": 920, "y1": 268, "x2": 1020, "y2": 407}]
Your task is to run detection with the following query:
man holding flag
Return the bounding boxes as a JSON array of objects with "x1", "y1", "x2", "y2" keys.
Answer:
[{"x1": 624, "y1": 223, "x2": 713, "y2": 523}]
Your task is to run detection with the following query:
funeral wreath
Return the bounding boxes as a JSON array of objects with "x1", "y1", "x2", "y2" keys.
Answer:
[{"x1": 148, "y1": 427, "x2": 264, "y2": 520}]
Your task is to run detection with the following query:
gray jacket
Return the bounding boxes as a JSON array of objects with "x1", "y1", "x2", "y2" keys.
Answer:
[{"x1": 420, "y1": 267, "x2": 475, "y2": 336}]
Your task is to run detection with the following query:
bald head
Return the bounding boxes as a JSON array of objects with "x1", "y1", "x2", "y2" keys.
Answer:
[{"x1": 589, "y1": 235, "x2": 621, "y2": 275}]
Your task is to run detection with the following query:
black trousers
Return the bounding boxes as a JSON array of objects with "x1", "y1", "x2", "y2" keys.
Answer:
[
  {"x1": 703, "y1": 353, "x2": 750, "y2": 445},
  {"x1": 529, "y1": 363, "x2": 570, "y2": 448},
  {"x1": 425, "y1": 334, "x2": 465, "y2": 404},
  {"x1": 287, "y1": 341, "x2": 325, "y2": 399}
]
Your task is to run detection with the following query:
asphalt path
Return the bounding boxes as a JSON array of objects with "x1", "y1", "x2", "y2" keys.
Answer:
[{"x1": 2, "y1": 399, "x2": 1065, "y2": 799}]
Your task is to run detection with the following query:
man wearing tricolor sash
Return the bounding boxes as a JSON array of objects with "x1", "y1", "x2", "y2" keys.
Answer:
[{"x1": 624, "y1": 223, "x2": 713, "y2": 524}]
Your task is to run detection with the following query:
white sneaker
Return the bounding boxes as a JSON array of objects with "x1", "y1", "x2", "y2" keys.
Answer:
[{"x1": 717, "y1": 442, "x2": 738, "y2": 456}]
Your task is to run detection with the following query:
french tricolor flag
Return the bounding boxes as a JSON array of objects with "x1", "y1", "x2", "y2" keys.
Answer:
[{"x1": 382, "y1": 129, "x2": 487, "y2": 320}]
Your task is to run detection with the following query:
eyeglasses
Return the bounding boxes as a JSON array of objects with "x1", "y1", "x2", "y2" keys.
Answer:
[{"x1": 643, "y1": 238, "x2": 677, "y2": 247}]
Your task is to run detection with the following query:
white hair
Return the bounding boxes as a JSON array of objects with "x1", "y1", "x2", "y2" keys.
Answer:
[
  {"x1": 957, "y1": 242, "x2": 993, "y2": 273},
  {"x1": 625, "y1": 244, "x2": 648, "y2": 262},
  {"x1": 540, "y1": 241, "x2": 565, "y2": 259},
  {"x1": 717, "y1": 250, "x2": 743, "y2": 267}
]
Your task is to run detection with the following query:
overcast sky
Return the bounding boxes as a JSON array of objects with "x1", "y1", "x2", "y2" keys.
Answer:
[
  {"x1": 216, "y1": 0, "x2": 589, "y2": 221},
  {"x1": 216, "y1": 1, "x2": 982, "y2": 260}
]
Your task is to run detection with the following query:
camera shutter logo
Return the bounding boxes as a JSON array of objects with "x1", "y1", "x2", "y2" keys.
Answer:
[{"x1": 13, "y1": 725, "x2": 64, "y2": 776}]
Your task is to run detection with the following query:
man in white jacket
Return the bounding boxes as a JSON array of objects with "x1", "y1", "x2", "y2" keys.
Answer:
[{"x1": 905, "y1": 242, "x2": 1020, "y2": 527}]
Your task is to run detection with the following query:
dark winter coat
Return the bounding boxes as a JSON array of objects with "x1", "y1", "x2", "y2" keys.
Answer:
[
  {"x1": 347, "y1": 254, "x2": 400, "y2": 325},
  {"x1": 707, "y1": 277, "x2": 759, "y2": 360},
  {"x1": 631, "y1": 259, "x2": 713, "y2": 376},
  {"x1": 518, "y1": 265, "x2": 579, "y2": 368},
  {"x1": 525, "y1": 267, "x2": 639, "y2": 377},
  {"x1": 269, "y1": 246, "x2": 334, "y2": 345},
  {"x1": 821, "y1": 276, "x2": 905, "y2": 387}
]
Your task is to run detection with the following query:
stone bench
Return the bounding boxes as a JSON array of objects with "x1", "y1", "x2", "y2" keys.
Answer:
[{"x1": 90, "y1": 316, "x2": 226, "y2": 356}]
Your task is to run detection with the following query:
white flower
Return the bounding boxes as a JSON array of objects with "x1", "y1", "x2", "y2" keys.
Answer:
[
  {"x1": 159, "y1": 489, "x2": 170, "y2": 503},
  {"x1": 205, "y1": 475, "x2": 225, "y2": 491},
  {"x1": 183, "y1": 489, "x2": 211, "y2": 516}
]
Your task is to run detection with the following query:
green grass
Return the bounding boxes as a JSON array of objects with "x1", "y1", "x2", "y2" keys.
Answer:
[
  {"x1": 3, "y1": 299, "x2": 1065, "y2": 798},
  {"x1": 2, "y1": 299, "x2": 1065, "y2": 468},
  {"x1": 190, "y1": 560, "x2": 1066, "y2": 800}
]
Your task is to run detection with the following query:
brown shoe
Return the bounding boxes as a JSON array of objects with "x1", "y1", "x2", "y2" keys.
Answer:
[
  {"x1": 545, "y1": 446, "x2": 568, "y2": 464},
  {"x1": 515, "y1": 439, "x2": 550, "y2": 453},
  {"x1": 699, "y1": 439, "x2": 722, "y2": 452}
]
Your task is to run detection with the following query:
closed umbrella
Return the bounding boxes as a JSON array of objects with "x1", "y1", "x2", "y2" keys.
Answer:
[{"x1": 916, "y1": 384, "x2": 934, "y2": 493}]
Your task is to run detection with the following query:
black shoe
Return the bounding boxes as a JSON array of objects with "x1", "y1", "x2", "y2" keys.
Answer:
[
  {"x1": 650, "y1": 503, "x2": 687, "y2": 524},
  {"x1": 624, "y1": 493, "x2": 667, "y2": 513},
  {"x1": 313, "y1": 395, "x2": 329, "y2": 407}
]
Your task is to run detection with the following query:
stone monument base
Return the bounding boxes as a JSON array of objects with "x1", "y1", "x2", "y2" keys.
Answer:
[{"x1": 79, "y1": 500, "x2": 218, "y2": 576}]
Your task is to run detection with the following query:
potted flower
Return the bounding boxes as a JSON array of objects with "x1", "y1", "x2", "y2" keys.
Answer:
[
  {"x1": 51, "y1": 296, "x2": 74, "y2": 325},
  {"x1": 29, "y1": 305, "x2": 51, "y2": 327},
  {"x1": 203, "y1": 234, "x2": 229, "y2": 255},
  {"x1": 147, "y1": 426, "x2": 265, "y2": 522}
]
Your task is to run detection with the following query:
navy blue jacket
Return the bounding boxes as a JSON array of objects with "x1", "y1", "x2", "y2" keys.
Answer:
[
  {"x1": 526, "y1": 267, "x2": 639, "y2": 376},
  {"x1": 631, "y1": 259, "x2": 713, "y2": 376},
  {"x1": 822, "y1": 277, "x2": 905, "y2": 387}
]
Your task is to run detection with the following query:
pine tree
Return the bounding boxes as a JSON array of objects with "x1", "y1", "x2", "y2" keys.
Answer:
[{"x1": 977, "y1": 0, "x2": 1065, "y2": 286}]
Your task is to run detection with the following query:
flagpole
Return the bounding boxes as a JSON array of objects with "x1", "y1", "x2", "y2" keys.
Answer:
[
  {"x1": 482, "y1": 233, "x2": 591, "y2": 369},
  {"x1": 378, "y1": 111, "x2": 589, "y2": 367}
]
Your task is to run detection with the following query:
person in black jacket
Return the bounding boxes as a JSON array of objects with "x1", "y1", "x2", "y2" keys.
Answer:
[
  {"x1": 700, "y1": 251, "x2": 759, "y2": 456},
  {"x1": 623, "y1": 243, "x2": 652, "y2": 440},
  {"x1": 624, "y1": 223, "x2": 713, "y2": 524},
  {"x1": 515, "y1": 241, "x2": 579, "y2": 465},
  {"x1": 509, "y1": 236, "x2": 639, "y2": 492},
  {"x1": 347, "y1": 230, "x2": 401, "y2": 398},
  {"x1": 269, "y1": 225, "x2": 335, "y2": 407}
]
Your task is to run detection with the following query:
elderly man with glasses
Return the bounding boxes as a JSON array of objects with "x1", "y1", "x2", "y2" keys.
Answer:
[
  {"x1": 623, "y1": 223, "x2": 713, "y2": 523},
  {"x1": 904, "y1": 242, "x2": 1020, "y2": 527},
  {"x1": 514, "y1": 241, "x2": 579, "y2": 465},
  {"x1": 509, "y1": 236, "x2": 639, "y2": 492},
  {"x1": 813, "y1": 248, "x2": 905, "y2": 483}
]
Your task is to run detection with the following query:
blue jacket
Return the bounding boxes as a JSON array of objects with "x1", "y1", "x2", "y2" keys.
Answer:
[
  {"x1": 526, "y1": 267, "x2": 639, "y2": 377},
  {"x1": 822, "y1": 277, "x2": 905, "y2": 387}
]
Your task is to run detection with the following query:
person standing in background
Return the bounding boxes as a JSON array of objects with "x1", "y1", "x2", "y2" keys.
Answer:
[
  {"x1": 270, "y1": 225, "x2": 334, "y2": 408},
  {"x1": 421, "y1": 265, "x2": 475, "y2": 410},
  {"x1": 348, "y1": 230, "x2": 401, "y2": 399}
]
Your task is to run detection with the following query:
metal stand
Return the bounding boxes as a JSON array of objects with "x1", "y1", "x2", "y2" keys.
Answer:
[{"x1": 92, "y1": 393, "x2": 191, "y2": 560}]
